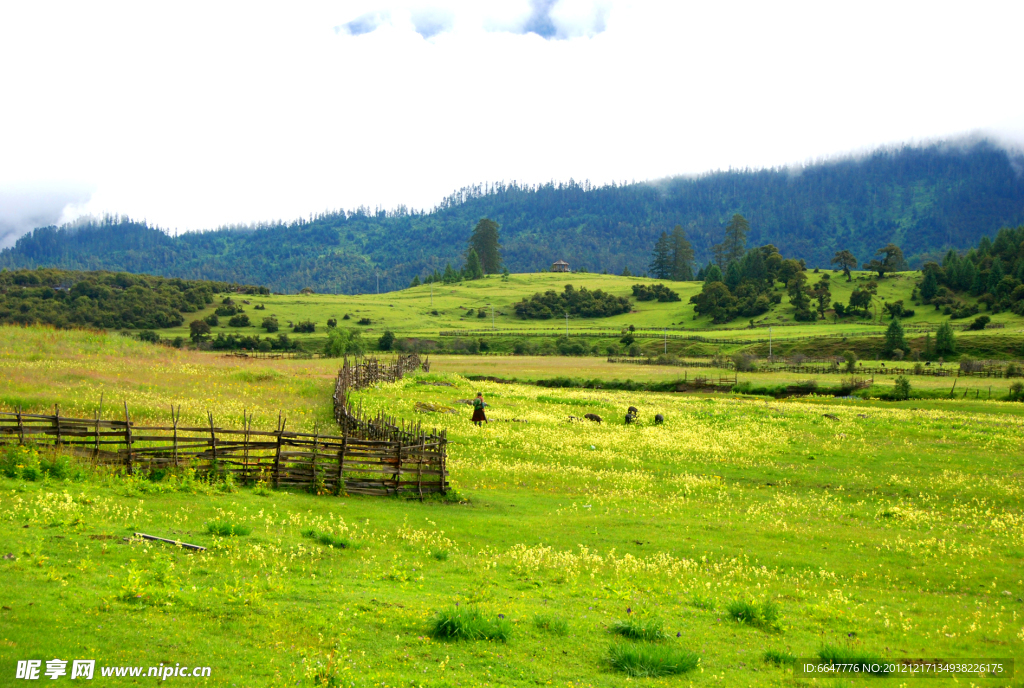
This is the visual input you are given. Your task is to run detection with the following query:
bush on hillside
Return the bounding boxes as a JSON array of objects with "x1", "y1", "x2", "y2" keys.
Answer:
[{"x1": 514, "y1": 284, "x2": 631, "y2": 319}]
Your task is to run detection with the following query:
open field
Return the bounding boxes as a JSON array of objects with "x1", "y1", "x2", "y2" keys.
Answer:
[
  {"x1": 431, "y1": 355, "x2": 1024, "y2": 403},
  {"x1": 144, "y1": 272, "x2": 1024, "y2": 356},
  {"x1": 2, "y1": 326, "x2": 1024, "y2": 686}
]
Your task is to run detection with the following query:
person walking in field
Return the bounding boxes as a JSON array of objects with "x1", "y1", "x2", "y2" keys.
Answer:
[{"x1": 471, "y1": 392, "x2": 487, "y2": 426}]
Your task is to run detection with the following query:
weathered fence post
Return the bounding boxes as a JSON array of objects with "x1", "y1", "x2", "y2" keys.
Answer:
[
  {"x1": 54, "y1": 404, "x2": 62, "y2": 449},
  {"x1": 208, "y1": 411, "x2": 217, "y2": 476},
  {"x1": 416, "y1": 435, "x2": 424, "y2": 501},
  {"x1": 274, "y1": 413, "x2": 283, "y2": 489},
  {"x1": 123, "y1": 401, "x2": 134, "y2": 475},
  {"x1": 171, "y1": 405, "x2": 179, "y2": 468},
  {"x1": 336, "y1": 430, "x2": 347, "y2": 496},
  {"x1": 94, "y1": 394, "x2": 104, "y2": 463},
  {"x1": 242, "y1": 410, "x2": 250, "y2": 483},
  {"x1": 16, "y1": 406, "x2": 24, "y2": 445},
  {"x1": 311, "y1": 424, "x2": 319, "y2": 494}
]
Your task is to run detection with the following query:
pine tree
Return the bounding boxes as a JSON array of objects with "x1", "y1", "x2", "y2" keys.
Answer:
[
  {"x1": 987, "y1": 259, "x2": 1004, "y2": 294},
  {"x1": 464, "y1": 247, "x2": 484, "y2": 280},
  {"x1": 649, "y1": 231, "x2": 673, "y2": 279},
  {"x1": 722, "y1": 214, "x2": 750, "y2": 266},
  {"x1": 958, "y1": 259, "x2": 977, "y2": 291},
  {"x1": 442, "y1": 263, "x2": 458, "y2": 284},
  {"x1": 469, "y1": 218, "x2": 502, "y2": 273},
  {"x1": 919, "y1": 270, "x2": 938, "y2": 300},
  {"x1": 410, "y1": 275, "x2": 421, "y2": 287},
  {"x1": 725, "y1": 261, "x2": 742, "y2": 291},
  {"x1": 970, "y1": 268, "x2": 986, "y2": 296},
  {"x1": 935, "y1": 320, "x2": 957, "y2": 356},
  {"x1": 670, "y1": 225, "x2": 694, "y2": 280},
  {"x1": 704, "y1": 264, "x2": 723, "y2": 284},
  {"x1": 882, "y1": 318, "x2": 907, "y2": 357}
]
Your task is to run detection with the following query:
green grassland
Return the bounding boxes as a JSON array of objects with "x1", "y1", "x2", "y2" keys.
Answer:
[
  {"x1": 149, "y1": 271, "x2": 1024, "y2": 356},
  {"x1": 2, "y1": 327, "x2": 1024, "y2": 686}
]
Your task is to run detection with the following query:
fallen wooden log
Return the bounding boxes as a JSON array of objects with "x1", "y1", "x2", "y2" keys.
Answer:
[{"x1": 132, "y1": 532, "x2": 206, "y2": 552}]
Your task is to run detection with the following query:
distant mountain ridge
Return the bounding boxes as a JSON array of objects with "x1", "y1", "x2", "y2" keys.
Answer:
[{"x1": 3, "y1": 138, "x2": 1023, "y2": 294}]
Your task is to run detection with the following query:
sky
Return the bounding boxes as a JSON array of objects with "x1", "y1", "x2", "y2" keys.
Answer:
[{"x1": 1, "y1": 0, "x2": 1023, "y2": 247}]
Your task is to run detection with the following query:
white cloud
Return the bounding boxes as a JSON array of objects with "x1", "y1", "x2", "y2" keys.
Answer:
[{"x1": 0, "y1": 1, "x2": 1022, "y2": 240}]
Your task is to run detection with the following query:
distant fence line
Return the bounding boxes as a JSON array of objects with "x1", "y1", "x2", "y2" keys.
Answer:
[
  {"x1": 439, "y1": 321, "x2": 1005, "y2": 342},
  {"x1": 0, "y1": 355, "x2": 449, "y2": 498},
  {"x1": 606, "y1": 356, "x2": 1020, "y2": 379}
]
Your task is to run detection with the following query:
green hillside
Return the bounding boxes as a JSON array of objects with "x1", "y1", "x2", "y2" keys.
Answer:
[
  {"x1": 140, "y1": 270, "x2": 1024, "y2": 358},
  {"x1": 4, "y1": 139, "x2": 1023, "y2": 293}
]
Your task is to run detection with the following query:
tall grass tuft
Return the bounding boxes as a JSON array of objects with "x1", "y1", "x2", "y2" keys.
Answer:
[
  {"x1": 609, "y1": 616, "x2": 666, "y2": 641},
  {"x1": 607, "y1": 642, "x2": 699, "y2": 677},
  {"x1": 301, "y1": 528, "x2": 352, "y2": 549},
  {"x1": 726, "y1": 598, "x2": 781, "y2": 631},
  {"x1": 532, "y1": 614, "x2": 569, "y2": 636},
  {"x1": 763, "y1": 649, "x2": 796, "y2": 667},
  {"x1": 429, "y1": 606, "x2": 511, "y2": 642},
  {"x1": 689, "y1": 593, "x2": 715, "y2": 610},
  {"x1": 206, "y1": 521, "x2": 252, "y2": 537},
  {"x1": 818, "y1": 645, "x2": 888, "y2": 675}
]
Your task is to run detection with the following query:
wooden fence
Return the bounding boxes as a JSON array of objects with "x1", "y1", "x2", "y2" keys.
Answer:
[
  {"x1": 607, "y1": 356, "x2": 1021, "y2": 379},
  {"x1": 0, "y1": 355, "x2": 448, "y2": 498}
]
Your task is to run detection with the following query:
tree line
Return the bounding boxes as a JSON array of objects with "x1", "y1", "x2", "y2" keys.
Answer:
[
  {"x1": 0, "y1": 268, "x2": 266, "y2": 330},
  {"x1": 3, "y1": 140, "x2": 1022, "y2": 293}
]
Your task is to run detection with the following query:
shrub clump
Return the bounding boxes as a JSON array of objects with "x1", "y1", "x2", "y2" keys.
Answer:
[
  {"x1": 429, "y1": 606, "x2": 511, "y2": 642},
  {"x1": 726, "y1": 598, "x2": 781, "y2": 631},
  {"x1": 532, "y1": 614, "x2": 569, "y2": 636},
  {"x1": 892, "y1": 375, "x2": 911, "y2": 400},
  {"x1": 607, "y1": 642, "x2": 699, "y2": 678},
  {"x1": 689, "y1": 593, "x2": 715, "y2": 611},
  {"x1": 763, "y1": 649, "x2": 796, "y2": 667},
  {"x1": 609, "y1": 616, "x2": 666, "y2": 641},
  {"x1": 631, "y1": 283, "x2": 680, "y2": 302},
  {"x1": 301, "y1": 528, "x2": 352, "y2": 549},
  {"x1": 206, "y1": 521, "x2": 252, "y2": 537}
]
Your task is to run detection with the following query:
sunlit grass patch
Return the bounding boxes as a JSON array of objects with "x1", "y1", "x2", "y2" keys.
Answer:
[
  {"x1": 607, "y1": 642, "x2": 699, "y2": 677},
  {"x1": 689, "y1": 593, "x2": 715, "y2": 610},
  {"x1": 609, "y1": 615, "x2": 666, "y2": 641},
  {"x1": 301, "y1": 527, "x2": 352, "y2": 549},
  {"x1": 818, "y1": 645, "x2": 888, "y2": 675},
  {"x1": 532, "y1": 613, "x2": 569, "y2": 636},
  {"x1": 763, "y1": 649, "x2": 796, "y2": 667},
  {"x1": 429, "y1": 606, "x2": 512, "y2": 642},
  {"x1": 726, "y1": 599, "x2": 781, "y2": 631},
  {"x1": 206, "y1": 521, "x2": 252, "y2": 537}
]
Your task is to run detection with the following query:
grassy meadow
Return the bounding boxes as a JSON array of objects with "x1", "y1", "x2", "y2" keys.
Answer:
[
  {"x1": 2, "y1": 326, "x2": 1024, "y2": 686},
  {"x1": 146, "y1": 271, "x2": 1024, "y2": 358}
]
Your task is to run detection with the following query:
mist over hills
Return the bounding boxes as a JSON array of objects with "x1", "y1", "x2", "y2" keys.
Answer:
[{"x1": 3, "y1": 139, "x2": 1023, "y2": 294}]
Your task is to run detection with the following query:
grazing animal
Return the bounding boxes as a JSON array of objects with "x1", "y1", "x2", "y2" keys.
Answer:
[
  {"x1": 654, "y1": 413, "x2": 664, "y2": 425},
  {"x1": 584, "y1": 413, "x2": 602, "y2": 423},
  {"x1": 625, "y1": 406, "x2": 638, "y2": 424},
  {"x1": 823, "y1": 413, "x2": 839, "y2": 421}
]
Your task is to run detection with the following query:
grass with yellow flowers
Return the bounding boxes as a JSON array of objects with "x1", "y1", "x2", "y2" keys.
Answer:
[{"x1": 0, "y1": 325, "x2": 1022, "y2": 686}]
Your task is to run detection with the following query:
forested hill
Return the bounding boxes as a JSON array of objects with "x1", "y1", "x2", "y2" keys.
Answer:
[{"x1": 3, "y1": 139, "x2": 1023, "y2": 294}]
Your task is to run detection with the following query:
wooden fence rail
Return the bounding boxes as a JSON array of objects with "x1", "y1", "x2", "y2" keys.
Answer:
[
  {"x1": 0, "y1": 355, "x2": 448, "y2": 498},
  {"x1": 606, "y1": 356, "x2": 1021, "y2": 379}
]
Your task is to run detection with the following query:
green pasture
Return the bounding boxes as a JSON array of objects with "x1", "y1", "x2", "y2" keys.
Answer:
[
  {"x1": 1, "y1": 326, "x2": 1023, "y2": 686},
  {"x1": 150, "y1": 271, "x2": 1024, "y2": 351}
]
